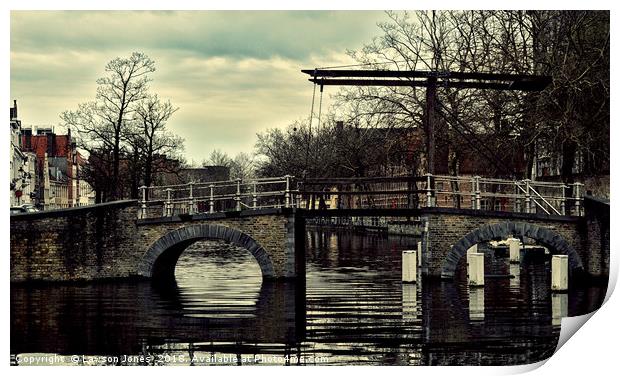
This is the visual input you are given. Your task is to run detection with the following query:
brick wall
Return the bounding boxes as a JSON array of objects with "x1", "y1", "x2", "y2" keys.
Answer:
[
  {"x1": 11, "y1": 201, "x2": 141, "y2": 282},
  {"x1": 583, "y1": 196, "x2": 610, "y2": 279}
]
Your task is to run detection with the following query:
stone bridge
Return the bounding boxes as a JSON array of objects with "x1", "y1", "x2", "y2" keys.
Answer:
[
  {"x1": 10, "y1": 198, "x2": 608, "y2": 283},
  {"x1": 10, "y1": 201, "x2": 305, "y2": 283}
]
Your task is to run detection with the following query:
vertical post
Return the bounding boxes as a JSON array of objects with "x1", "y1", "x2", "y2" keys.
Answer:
[
  {"x1": 209, "y1": 184, "x2": 215, "y2": 214},
  {"x1": 284, "y1": 175, "x2": 291, "y2": 208},
  {"x1": 508, "y1": 237, "x2": 520, "y2": 263},
  {"x1": 514, "y1": 182, "x2": 520, "y2": 213},
  {"x1": 524, "y1": 179, "x2": 531, "y2": 214},
  {"x1": 467, "y1": 252, "x2": 484, "y2": 286},
  {"x1": 188, "y1": 181, "x2": 194, "y2": 215},
  {"x1": 573, "y1": 182, "x2": 583, "y2": 216},
  {"x1": 165, "y1": 188, "x2": 172, "y2": 217},
  {"x1": 551, "y1": 254, "x2": 569, "y2": 291},
  {"x1": 139, "y1": 185, "x2": 147, "y2": 219},
  {"x1": 402, "y1": 250, "x2": 417, "y2": 283},
  {"x1": 252, "y1": 180, "x2": 257, "y2": 210},
  {"x1": 560, "y1": 184, "x2": 567, "y2": 216},
  {"x1": 424, "y1": 76, "x2": 437, "y2": 175},
  {"x1": 471, "y1": 177, "x2": 476, "y2": 209},
  {"x1": 426, "y1": 173, "x2": 433, "y2": 207},
  {"x1": 474, "y1": 176, "x2": 481, "y2": 210},
  {"x1": 235, "y1": 178, "x2": 241, "y2": 211}
]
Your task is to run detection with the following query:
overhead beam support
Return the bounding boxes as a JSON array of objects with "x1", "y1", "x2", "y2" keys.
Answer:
[{"x1": 301, "y1": 68, "x2": 552, "y2": 176}]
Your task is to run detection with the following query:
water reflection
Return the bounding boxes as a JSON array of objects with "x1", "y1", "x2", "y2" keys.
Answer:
[{"x1": 11, "y1": 230, "x2": 607, "y2": 365}]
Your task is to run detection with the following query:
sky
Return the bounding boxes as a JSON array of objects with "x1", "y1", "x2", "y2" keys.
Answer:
[{"x1": 10, "y1": 11, "x2": 390, "y2": 164}]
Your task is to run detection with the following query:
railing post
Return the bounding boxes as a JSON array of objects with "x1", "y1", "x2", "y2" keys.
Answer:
[
  {"x1": 188, "y1": 181, "x2": 194, "y2": 215},
  {"x1": 560, "y1": 184, "x2": 567, "y2": 216},
  {"x1": 236, "y1": 178, "x2": 242, "y2": 211},
  {"x1": 524, "y1": 179, "x2": 531, "y2": 214},
  {"x1": 471, "y1": 177, "x2": 476, "y2": 209},
  {"x1": 252, "y1": 180, "x2": 258, "y2": 210},
  {"x1": 139, "y1": 185, "x2": 147, "y2": 219},
  {"x1": 165, "y1": 188, "x2": 172, "y2": 217},
  {"x1": 426, "y1": 173, "x2": 433, "y2": 207},
  {"x1": 573, "y1": 182, "x2": 583, "y2": 216},
  {"x1": 475, "y1": 176, "x2": 481, "y2": 210},
  {"x1": 513, "y1": 182, "x2": 520, "y2": 213},
  {"x1": 209, "y1": 184, "x2": 215, "y2": 214},
  {"x1": 284, "y1": 175, "x2": 291, "y2": 208}
]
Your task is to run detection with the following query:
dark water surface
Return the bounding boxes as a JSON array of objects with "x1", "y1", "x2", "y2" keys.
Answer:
[{"x1": 11, "y1": 229, "x2": 606, "y2": 365}]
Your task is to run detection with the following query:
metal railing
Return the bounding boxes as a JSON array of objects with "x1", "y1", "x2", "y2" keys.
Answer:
[
  {"x1": 139, "y1": 174, "x2": 584, "y2": 219},
  {"x1": 296, "y1": 174, "x2": 584, "y2": 216},
  {"x1": 139, "y1": 175, "x2": 295, "y2": 219}
]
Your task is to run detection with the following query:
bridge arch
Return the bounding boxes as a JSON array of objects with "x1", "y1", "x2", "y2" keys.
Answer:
[
  {"x1": 138, "y1": 223, "x2": 276, "y2": 280},
  {"x1": 440, "y1": 221, "x2": 584, "y2": 279}
]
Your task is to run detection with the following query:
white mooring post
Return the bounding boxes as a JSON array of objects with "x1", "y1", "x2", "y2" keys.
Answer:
[
  {"x1": 551, "y1": 254, "x2": 569, "y2": 292},
  {"x1": 467, "y1": 252, "x2": 484, "y2": 286},
  {"x1": 508, "y1": 237, "x2": 521, "y2": 263},
  {"x1": 402, "y1": 250, "x2": 417, "y2": 283},
  {"x1": 467, "y1": 244, "x2": 478, "y2": 256}
]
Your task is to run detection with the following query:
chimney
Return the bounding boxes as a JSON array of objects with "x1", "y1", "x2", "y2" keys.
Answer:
[{"x1": 10, "y1": 100, "x2": 17, "y2": 120}]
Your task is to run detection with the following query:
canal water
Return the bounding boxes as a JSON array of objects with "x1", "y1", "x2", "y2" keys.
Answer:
[{"x1": 11, "y1": 229, "x2": 606, "y2": 366}]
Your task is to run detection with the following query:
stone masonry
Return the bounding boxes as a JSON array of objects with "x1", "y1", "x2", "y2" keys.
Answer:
[
  {"x1": 10, "y1": 201, "x2": 302, "y2": 282},
  {"x1": 419, "y1": 207, "x2": 591, "y2": 279},
  {"x1": 11, "y1": 200, "x2": 606, "y2": 284}
]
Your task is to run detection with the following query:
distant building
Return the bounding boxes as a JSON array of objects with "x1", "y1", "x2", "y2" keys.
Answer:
[
  {"x1": 21, "y1": 126, "x2": 95, "y2": 209},
  {"x1": 9, "y1": 100, "x2": 35, "y2": 207},
  {"x1": 10, "y1": 102, "x2": 95, "y2": 210}
]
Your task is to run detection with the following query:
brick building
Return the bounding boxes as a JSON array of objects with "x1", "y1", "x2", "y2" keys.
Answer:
[{"x1": 20, "y1": 125, "x2": 94, "y2": 209}]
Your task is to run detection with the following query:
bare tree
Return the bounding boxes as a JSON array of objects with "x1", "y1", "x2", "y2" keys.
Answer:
[
  {"x1": 62, "y1": 52, "x2": 156, "y2": 199},
  {"x1": 336, "y1": 10, "x2": 609, "y2": 185},
  {"x1": 204, "y1": 149, "x2": 233, "y2": 167},
  {"x1": 131, "y1": 94, "x2": 182, "y2": 191},
  {"x1": 229, "y1": 152, "x2": 256, "y2": 181}
]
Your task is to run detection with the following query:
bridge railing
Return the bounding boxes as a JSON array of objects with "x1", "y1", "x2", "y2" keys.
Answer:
[
  {"x1": 139, "y1": 175, "x2": 296, "y2": 219},
  {"x1": 139, "y1": 174, "x2": 584, "y2": 219},
  {"x1": 296, "y1": 174, "x2": 584, "y2": 216}
]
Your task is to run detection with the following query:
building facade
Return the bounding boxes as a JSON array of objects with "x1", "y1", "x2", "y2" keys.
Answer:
[{"x1": 10, "y1": 100, "x2": 95, "y2": 210}]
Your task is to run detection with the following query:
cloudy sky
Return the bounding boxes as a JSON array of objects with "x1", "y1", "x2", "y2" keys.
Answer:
[{"x1": 10, "y1": 11, "x2": 390, "y2": 163}]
